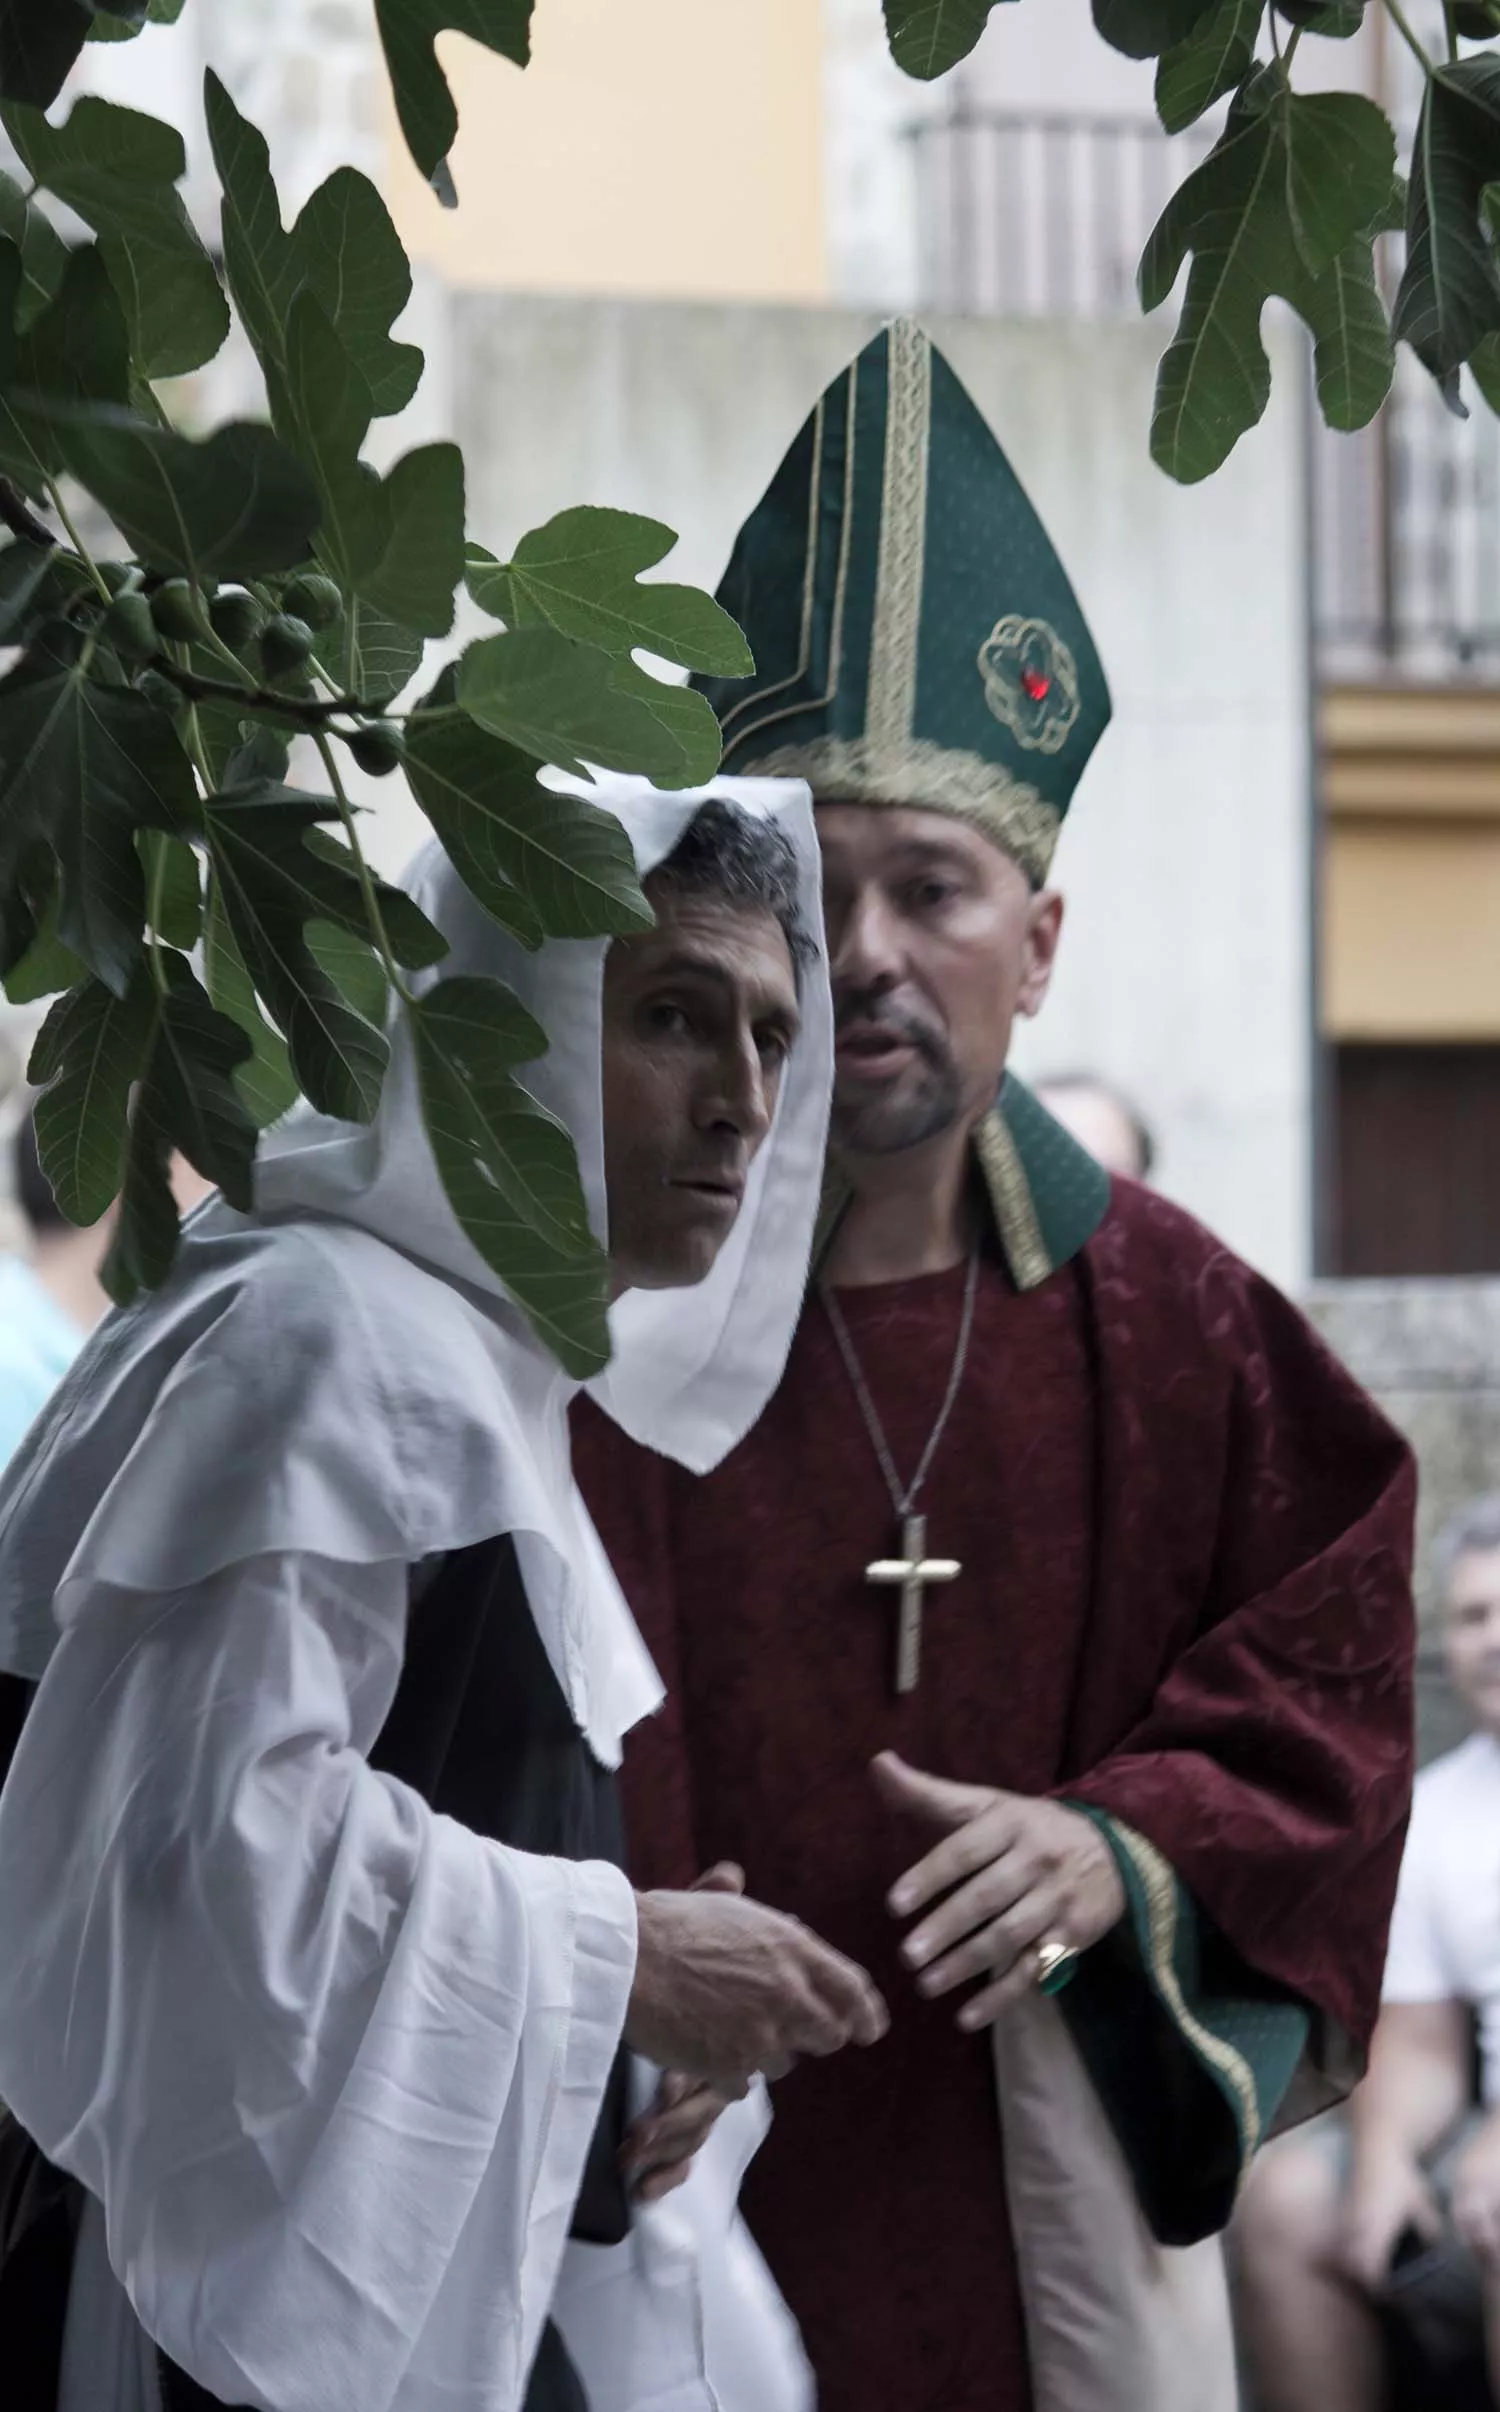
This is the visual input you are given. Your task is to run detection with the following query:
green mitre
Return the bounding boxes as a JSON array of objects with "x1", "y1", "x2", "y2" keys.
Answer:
[{"x1": 694, "y1": 319, "x2": 1111, "y2": 886}]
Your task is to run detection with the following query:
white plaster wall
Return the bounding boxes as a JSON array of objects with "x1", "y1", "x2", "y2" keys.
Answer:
[
  {"x1": 66, "y1": 0, "x2": 385, "y2": 225},
  {"x1": 449, "y1": 297, "x2": 1313, "y2": 1287}
]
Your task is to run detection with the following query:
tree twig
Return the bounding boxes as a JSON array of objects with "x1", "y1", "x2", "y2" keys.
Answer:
[
  {"x1": 1385, "y1": 0, "x2": 1435, "y2": 74},
  {"x1": 313, "y1": 731, "x2": 412, "y2": 1005},
  {"x1": 42, "y1": 477, "x2": 109, "y2": 600},
  {"x1": 152, "y1": 656, "x2": 373, "y2": 728}
]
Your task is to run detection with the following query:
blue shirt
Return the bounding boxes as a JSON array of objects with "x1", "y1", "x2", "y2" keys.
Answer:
[{"x1": 0, "y1": 1255, "x2": 85, "y2": 1468}]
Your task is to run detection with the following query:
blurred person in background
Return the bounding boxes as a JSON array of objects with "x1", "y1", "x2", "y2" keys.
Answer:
[
  {"x1": 0, "y1": 1108, "x2": 218, "y2": 1468},
  {"x1": 0, "y1": 1109, "x2": 111, "y2": 1466},
  {"x1": 1235, "y1": 1495, "x2": 1500, "y2": 2412},
  {"x1": 1033, "y1": 1070, "x2": 1155, "y2": 1183}
]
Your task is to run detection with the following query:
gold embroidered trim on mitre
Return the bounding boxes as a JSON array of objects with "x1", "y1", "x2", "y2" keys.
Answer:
[
  {"x1": 718, "y1": 393, "x2": 826, "y2": 741},
  {"x1": 973, "y1": 1110, "x2": 1051, "y2": 1291},
  {"x1": 867, "y1": 319, "x2": 931, "y2": 752},
  {"x1": 735, "y1": 735, "x2": 1063, "y2": 886},
  {"x1": 1105, "y1": 1816, "x2": 1263, "y2": 2173},
  {"x1": 978, "y1": 614, "x2": 1082, "y2": 756},
  {"x1": 720, "y1": 362, "x2": 862, "y2": 756}
]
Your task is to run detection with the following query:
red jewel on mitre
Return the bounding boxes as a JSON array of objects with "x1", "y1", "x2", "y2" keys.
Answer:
[{"x1": 1021, "y1": 666, "x2": 1052, "y2": 702}]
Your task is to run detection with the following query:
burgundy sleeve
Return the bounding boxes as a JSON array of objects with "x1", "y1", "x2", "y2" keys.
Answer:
[{"x1": 1064, "y1": 1264, "x2": 1417, "y2": 2056}]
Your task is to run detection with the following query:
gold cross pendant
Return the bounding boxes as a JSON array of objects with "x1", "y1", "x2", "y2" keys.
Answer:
[{"x1": 865, "y1": 1512, "x2": 961, "y2": 1695}]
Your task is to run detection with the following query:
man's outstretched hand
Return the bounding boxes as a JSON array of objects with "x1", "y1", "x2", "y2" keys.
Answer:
[
  {"x1": 622, "y1": 1865, "x2": 747, "y2": 2204},
  {"x1": 621, "y1": 2067, "x2": 745, "y2": 2204},
  {"x1": 874, "y1": 1752, "x2": 1125, "y2": 2032},
  {"x1": 627, "y1": 1859, "x2": 888, "y2": 2090}
]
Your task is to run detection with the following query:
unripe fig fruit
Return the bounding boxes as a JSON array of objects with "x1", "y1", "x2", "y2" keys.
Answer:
[
  {"x1": 281, "y1": 573, "x2": 342, "y2": 631},
  {"x1": 259, "y1": 613, "x2": 316, "y2": 681},
  {"x1": 346, "y1": 721, "x2": 406, "y2": 778},
  {"x1": 150, "y1": 579, "x2": 206, "y2": 644},
  {"x1": 210, "y1": 589, "x2": 264, "y2": 651},
  {"x1": 102, "y1": 591, "x2": 159, "y2": 665}
]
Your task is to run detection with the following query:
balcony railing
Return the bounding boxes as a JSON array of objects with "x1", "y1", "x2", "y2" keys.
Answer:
[
  {"x1": 907, "y1": 106, "x2": 1214, "y2": 322},
  {"x1": 908, "y1": 105, "x2": 1500, "y2": 681},
  {"x1": 1315, "y1": 365, "x2": 1500, "y2": 681}
]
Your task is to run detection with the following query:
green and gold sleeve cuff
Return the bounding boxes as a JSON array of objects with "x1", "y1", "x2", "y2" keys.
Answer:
[{"x1": 1054, "y1": 1807, "x2": 1312, "y2": 2245}]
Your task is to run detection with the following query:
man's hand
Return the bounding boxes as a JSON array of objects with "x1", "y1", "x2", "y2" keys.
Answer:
[
  {"x1": 621, "y1": 1866, "x2": 748, "y2": 2204},
  {"x1": 874, "y1": 1752, "x2": 1126, "y2": 2033},
  {"x1": 1341, "y1": 2150, "x2": 1441, "y2": 2290},
  {"x1": 621, "y1": 2068, "x2": 746, "y2": 2204},
  {"x1": 627, "y1": 1860, "x2": 888, "y2": 2089},
  {"x1": 1451, "y1": 2112, "x2": 1500, "y2": 2271}
]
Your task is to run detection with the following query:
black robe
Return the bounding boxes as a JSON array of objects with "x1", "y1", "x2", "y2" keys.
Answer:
[{"x1": 0, "y1": 1534, "x2": 630, "y2": 2412}]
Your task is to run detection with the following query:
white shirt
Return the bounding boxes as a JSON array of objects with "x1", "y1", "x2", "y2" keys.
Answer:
[{"x1": 1382, "y1": 1730, "x2": 1500, "y2": 2102}]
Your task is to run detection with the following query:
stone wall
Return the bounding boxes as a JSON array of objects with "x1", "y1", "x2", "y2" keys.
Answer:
[{"x1": 1307, "y1": 1280, "x2": 1500, "y2": 1763}]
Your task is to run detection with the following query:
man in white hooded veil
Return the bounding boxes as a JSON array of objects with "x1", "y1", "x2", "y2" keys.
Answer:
[{"x1": 0, "y1": 774, "x2": 886, "y2": 2412}]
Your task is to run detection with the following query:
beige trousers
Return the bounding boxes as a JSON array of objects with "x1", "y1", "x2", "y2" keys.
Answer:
[{"x1": 994, "y1": 1992, "x2": 1239, "y2": 2412}]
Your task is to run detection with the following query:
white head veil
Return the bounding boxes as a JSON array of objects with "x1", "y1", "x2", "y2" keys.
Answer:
[{"x1": 0, "y1": 773, "x2": 831, "y2": 1764}]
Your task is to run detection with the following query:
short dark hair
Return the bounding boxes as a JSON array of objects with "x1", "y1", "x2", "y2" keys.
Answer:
[
  {"x1": 653, "y1": 800, "x2": 816, "y2": 973},
  {"x1": 13, "y1": 1106, "x2": 65, "y2": 1234}
]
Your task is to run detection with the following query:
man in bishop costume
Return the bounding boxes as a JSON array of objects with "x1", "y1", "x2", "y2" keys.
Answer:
[
  {"x1": 572, "y1": 324, "x2": 1419, "y2": 2412},
  {"x1": 0, "y1": 776, "x2": 888, "y2": 2412}
]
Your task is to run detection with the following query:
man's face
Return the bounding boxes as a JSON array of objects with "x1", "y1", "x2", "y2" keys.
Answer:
[
  {"x1": 601, "y1": 880, "x2": 800, "y2": 1291},
  {"x1": 816, "y1": 804, "x2": 1063, "y2": 1157},
  {"x1": 1443, "y1": 1545, "x2": 1500, "y2": 1733}
]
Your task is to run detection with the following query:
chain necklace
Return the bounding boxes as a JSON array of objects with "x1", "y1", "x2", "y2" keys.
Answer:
[{"x1": 820, "y1": 1247, "x2": 980, "y2": 1693}]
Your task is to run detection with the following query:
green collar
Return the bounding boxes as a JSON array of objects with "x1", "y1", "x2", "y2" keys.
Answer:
[{"x1": 813, "y1": 1073, "x2": 1111, "y2": 1292}]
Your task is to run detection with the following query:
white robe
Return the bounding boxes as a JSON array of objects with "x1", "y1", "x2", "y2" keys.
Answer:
[
  {"x1": 3, "y1": 1555, "x2": 635, "y2": 2412},
  {"x1": 0, "y1": 774, "x2": 831, "y2": 2412}
]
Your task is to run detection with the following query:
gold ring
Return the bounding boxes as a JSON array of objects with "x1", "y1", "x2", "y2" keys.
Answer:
[{"x1": 1033, "y1": 1939, "x2": 1080, "y2": 1996}]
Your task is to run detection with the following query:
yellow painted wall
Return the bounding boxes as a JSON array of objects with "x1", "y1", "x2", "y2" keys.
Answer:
[
  {"x1": 384, "y1": 2, "x2": 828, "y2": 301},
  {"x1": 1322, "y1": 687, "x2": 1500, "y2": 1040},
  {"x1": 1326, "y1": 819, "x2": 1500, "y2": 1039}
]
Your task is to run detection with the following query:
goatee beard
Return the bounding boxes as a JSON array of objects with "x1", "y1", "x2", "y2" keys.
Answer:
[
  {"x1": 830, "y1": 990, "x2": 965, "y2": 1156},
  {"x1": 830, "y1": 1061, "x2": 965, "y2": 1156}
]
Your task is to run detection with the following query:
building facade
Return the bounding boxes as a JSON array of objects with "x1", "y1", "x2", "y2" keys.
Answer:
[{"x1": 41, "y1": 0, "x2": 1500, "y2": 1290}]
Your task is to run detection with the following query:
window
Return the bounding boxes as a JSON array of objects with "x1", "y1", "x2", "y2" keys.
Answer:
[{"x1": 1331, "y1": 1044, "x2": 1500, "y2": 1276}]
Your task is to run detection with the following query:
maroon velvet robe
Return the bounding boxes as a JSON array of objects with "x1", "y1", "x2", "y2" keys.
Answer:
[{"x1": 572, "y1": 1180, "x2": 1415, "y2": 2412}]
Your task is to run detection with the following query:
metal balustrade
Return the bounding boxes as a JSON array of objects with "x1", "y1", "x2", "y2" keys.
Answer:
[{"x1": 908, "y1": 105, "x2": 1500, "y2": 679}]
